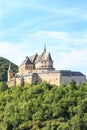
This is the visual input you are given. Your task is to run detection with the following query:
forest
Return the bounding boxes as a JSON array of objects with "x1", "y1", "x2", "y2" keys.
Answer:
[
  {"x1": 0, "y1": 81, "x2": 87, "y2": 130},
  {"x1": 0, "y1": 57, "x2": 18, "y2": 82}
]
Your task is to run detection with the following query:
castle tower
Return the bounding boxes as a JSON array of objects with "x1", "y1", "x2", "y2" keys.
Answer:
[
  {"x1": 8, "y1": 63, "x2": 13, "y2": 82},
  {"x1": 35, "y1": 45, "x2": 54, "y2": 70},
  {"x1": 19, "y1": 56, "x2": 34, "y2": 74}
]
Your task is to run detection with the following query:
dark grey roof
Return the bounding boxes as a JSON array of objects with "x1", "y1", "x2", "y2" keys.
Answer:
[
  {"x1": 16, "y1": 70, "x2": 85, "y2": 79},
  {"x1": 21, "y1": 48, "x2": 53, "y2": 66},
  {"x1": 72, "y1": 71, "x2": 85, "y2": 76},
  {"x1": 59, "y1": 70, "x2": 85, "y2": 76},
  {"x1": 29, "y1": 51, "x2": 53, "y2": 63},
  {"x1": 20, "y1": 56, "x2": 33, "y2": 66},
  {"x1": 37, "y1": 51, "x2": 53, "y2": 62},
  {"x1": 59, "y1": 70, "x2": 72, "y2": 76},
  {"x1": 29, "y1": 53, "x2": 38, "y2": 63}
]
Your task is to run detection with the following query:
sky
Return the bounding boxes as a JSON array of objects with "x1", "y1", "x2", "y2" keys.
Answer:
[{"x1": 0, "y1": 0, "x2": 87, "y2": 76}]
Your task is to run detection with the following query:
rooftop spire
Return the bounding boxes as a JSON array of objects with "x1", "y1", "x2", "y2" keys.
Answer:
[{"x1": 44, "y1": 44, "x2": 46, "y2": 52}]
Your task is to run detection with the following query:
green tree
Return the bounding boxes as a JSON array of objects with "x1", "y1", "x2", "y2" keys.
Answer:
[{"x1": 0, "y1": 82, "x2": 8, "y2": 92}]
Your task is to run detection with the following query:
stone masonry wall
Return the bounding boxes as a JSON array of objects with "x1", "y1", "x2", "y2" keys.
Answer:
[{"x1": 60, "y1": 76, "x2": 86, "y2": 85}]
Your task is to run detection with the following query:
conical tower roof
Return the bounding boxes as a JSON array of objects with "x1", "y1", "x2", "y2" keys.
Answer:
[
  {"x1": 39, "y1": 45, "x2": 53, "y2": 61},
  {"x1": 40, "y1": 51, "x2": 53, "y2": 61}
]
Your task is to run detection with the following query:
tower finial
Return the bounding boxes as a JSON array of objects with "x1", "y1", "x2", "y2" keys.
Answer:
[{"x1": 44, "y1": 44, "x2": 46, "y2": 52}]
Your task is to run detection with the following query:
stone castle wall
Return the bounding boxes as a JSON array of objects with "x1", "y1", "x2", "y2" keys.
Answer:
[
  {"x1": 60, "y1": 76, "x2": 86, "y2": 85},
  {"x1": 8, "y1": 71, "x2": 86, "y2": 87},
  {"x1": 37, "y1": 72, "x2": 61, "y2": 86}
]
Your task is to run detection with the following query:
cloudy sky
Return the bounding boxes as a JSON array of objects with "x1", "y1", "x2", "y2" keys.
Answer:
[{"x1": 0, "y1": 0, "x2": 87, "y2": 75}]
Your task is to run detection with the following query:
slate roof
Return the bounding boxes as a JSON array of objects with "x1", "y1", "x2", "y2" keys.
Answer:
[
  {"x1": 29, "y1": 53, "x2": 38, "y2": 63},
  {"x1": 59, "y1": 70, "x2": 85, "y2": 76},
  {"x1": 29, "y1": 50, "x2": 53, "y2": 63},
  {"x1": 20, "y1": 49, "x2": 53, "y2": 67},
  {"x1": 71, "y1": 71, "x2": 85, "y2": 76},
  {"x1": 20, "y1": 56, "x2": 33, "y2": 66},
  {"x1": 17, "y1": 70, "x2": 85, "y2": 78},
  {"x1": 59, "y1": 70, "x2": 72, "y2": 76},
  {"x1": 40, "y1": 51, "x2": 53, "y2": 61}
]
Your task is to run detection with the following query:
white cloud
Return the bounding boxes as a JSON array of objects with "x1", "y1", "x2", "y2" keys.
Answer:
[
  {"x1": 32, "y1": 31, "x2": 68, "y2": 40},
  {"x1": 0, "y1": 42, "x2": 33, "y2": 65},
  {"x1": 0, "y1": 30, "x2": 87, "y2": 76},
  {"x1": 54, "y1": 49, "x2": 87, "y2": 76},
  {"x1": 24, "y1": 30, "x2": 87, "y2": 49},
  {"x1": 54, "y1": 50, "x2": 87, "y2": 68},
  {"x1": 24, "y1": 30, "x2": 87, "y2": 75}
]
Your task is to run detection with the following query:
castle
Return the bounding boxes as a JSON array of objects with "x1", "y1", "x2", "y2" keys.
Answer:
[{"x1": 8, "y1": 47, "x2": 86, "y2": 87}]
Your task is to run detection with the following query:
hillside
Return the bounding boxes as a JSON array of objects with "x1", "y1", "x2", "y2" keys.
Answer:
[
  {"x1": 0, "y1": 81, "x2": 87, "y2": 130},
  {"x1": 0, "y1": 57, "x2": 18, "y2": 82}
]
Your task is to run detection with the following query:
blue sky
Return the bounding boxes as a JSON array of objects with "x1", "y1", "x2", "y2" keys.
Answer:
[{"x1": 0, "y1": 0, "x2": 87, "y2": 75}]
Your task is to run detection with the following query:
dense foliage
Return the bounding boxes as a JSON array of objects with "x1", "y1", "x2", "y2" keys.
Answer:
[
  {"x1": 0, "y1": 57, "x2": 18, "y2": 82},
  {"x1": 0, "y1": 81, "x2": 87, "y2": 130}
]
